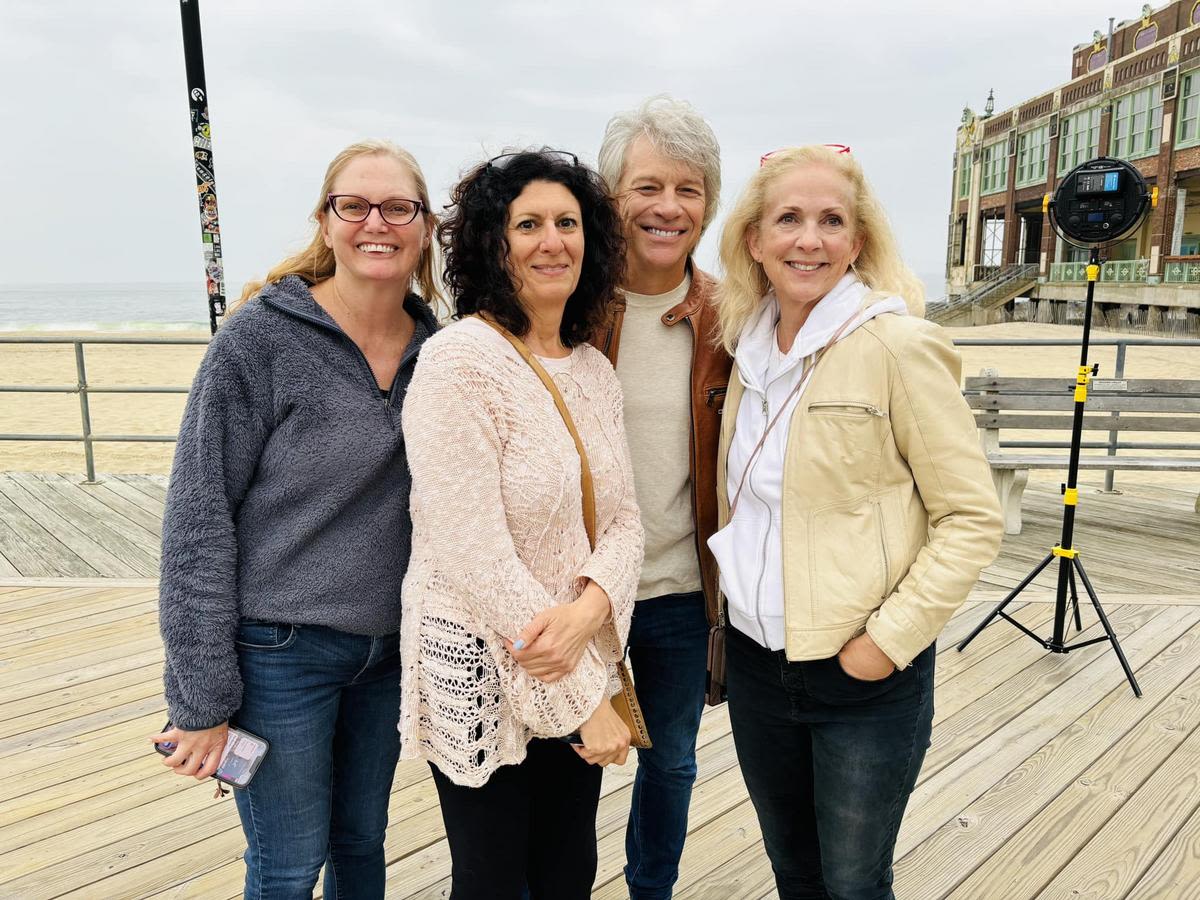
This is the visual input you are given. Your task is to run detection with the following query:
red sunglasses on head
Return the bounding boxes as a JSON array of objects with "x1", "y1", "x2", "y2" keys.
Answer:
[{"x1": 759, "y1": 144, "x2": 852, "y2": 166}]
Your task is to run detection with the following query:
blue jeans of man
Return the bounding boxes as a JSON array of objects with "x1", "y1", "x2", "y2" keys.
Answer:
[
  {"x1": 726, "y1": 625, "x2": 935, "y2": 900},
  {"x1": 232, "y1": 620, "x2": 402, "y2": 900},
  {"x1": 624, "y1": 590, "x2": 710, "y2": 900}
]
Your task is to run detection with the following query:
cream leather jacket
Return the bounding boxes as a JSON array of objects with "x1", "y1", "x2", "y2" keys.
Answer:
[{"x1": 714, "y1": 312, "x2": 1003, "y2": 669}]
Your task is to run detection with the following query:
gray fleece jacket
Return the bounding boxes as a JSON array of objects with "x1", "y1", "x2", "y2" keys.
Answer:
[{"x1": 159, "y1": 275, "x2": 438, "y2": 729}]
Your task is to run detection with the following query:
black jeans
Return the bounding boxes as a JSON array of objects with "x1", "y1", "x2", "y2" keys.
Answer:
[
  {"x1": 726, "y1": 625, "x2": 934, "y2": 900},
  {"x1": 430, "y1": 738, "x2": 604, "y2": 900}
]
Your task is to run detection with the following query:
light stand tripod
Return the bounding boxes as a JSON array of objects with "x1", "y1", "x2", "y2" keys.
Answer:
[{"x1": 956, "y1": 157, "x2": 1155, "y2": 698}]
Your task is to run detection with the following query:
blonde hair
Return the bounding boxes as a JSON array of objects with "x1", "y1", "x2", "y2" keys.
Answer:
[
  {"x1": 233, "y1": 139, "x2": 441, "y2": 313},
  {"x1": 715, "y1": 146, "x2": 924, "y2": 353}
]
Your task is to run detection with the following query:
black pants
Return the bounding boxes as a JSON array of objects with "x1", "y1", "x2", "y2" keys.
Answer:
[
  {"x1": 727, "y1": 626, "x2": 935, "y2": 900},
  {"x1": 430, "y1": 738, "x2": 604, "y2": 900}
]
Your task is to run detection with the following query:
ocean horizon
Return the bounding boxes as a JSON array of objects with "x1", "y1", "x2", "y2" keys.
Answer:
[
  {"x1": 0, "y1": 282, "x2": 221, "y2": 332},
  {"x1": 0, "y1": 273, "x2": 946, "y2": 332}
]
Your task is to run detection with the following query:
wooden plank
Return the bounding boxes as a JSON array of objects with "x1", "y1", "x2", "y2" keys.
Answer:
[
  {"x1": 974, "y1": 413, "x2": 1200, "y2": 432},
  {"x1": 674, "y1": 841, "x2": 775, "y2": 900},
  {"x1": 985, "y1": 454, "x2": 1200, "y2": 470},
  {"x1": 0, "y1": 586, "x2": 155, "y2": 630},
  {"x1": 0, "y1": 488, "x2": 95, "y2": 577},
  {"x1": 967, "y1": 395, "x2": 1200, "y2": 412},
  {"x1": 7, "y1": 472, "x2": 160, "y2": 574},
  {"x1": 0, "y1": 640, "x2": 162, "y2": 708},
  {"x1": 45, "y1": 473, "x2": 163, "y2": 538},
  {"x1": 0, "y1": 585, "x2": 111, "y2": 617},
  {"x1": 65, "y1": 472, "x2": 165, "y2": 519},
  {"x1": 0, "y1": 476, "x2": 135, "y2": 577},
  {"x1": 898, "y1": 606, "x2": 1192, "y2": 857},
  {"x1": 1036, "y1": 714, "x2": 1200, "y2": 899},
  {"x1": 1124, "y1": 802, "x2": 1200, "y2": 900},
  {"x1": 0, "y1": 576, "x2": 157, "y2": 589},
  {"x1": 113, "y1": 473, "x2": 169, "y2": 504},
  {"x1": 0, "y1": 598, "x2": 157, "y2": 655},
  {"x1": 964, "y1": 376, "x2": 1200, "y2": 394},
  {"x1": 0, "y1": 549, "x2": 18, "y2": 577},
  {"x1": 898, "y1": 616, "x2": 1200, "y2": 898},
  {"x1": 0, "y1": 666, "x2": 161, "y2": 739}
]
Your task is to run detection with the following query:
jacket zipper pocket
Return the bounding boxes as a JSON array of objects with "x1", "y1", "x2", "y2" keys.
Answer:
[
  {"x1": 807, "y1": 400, "x2": 885, "y2": 417},
  {"x1": 705, "y1": 385, "x2": 728, "y2": 413},
  {"x1": 874, "y1": 499, "x2": 892, "y2": 594}
]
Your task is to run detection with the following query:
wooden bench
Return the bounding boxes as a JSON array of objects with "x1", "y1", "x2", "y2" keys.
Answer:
[{"x1": 964, "y1": 371, "x2": 1200, "y2": 534}]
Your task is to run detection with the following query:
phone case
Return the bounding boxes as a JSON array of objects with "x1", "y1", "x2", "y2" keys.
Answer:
[{"x1": 155, "y1": 721, "x2": 270, "y2": 788}]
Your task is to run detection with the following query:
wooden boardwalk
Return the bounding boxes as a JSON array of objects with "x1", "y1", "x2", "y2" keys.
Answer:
[
  {"x1": 0, "y1": 475, "x2": 1198, "y2": 898},
  {"x1": 2, "y1": 471, "x2": 1196, "y2": 596}
]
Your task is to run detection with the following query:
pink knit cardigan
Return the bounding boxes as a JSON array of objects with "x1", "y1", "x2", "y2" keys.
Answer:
[{"x1": 399, "y1": 317, "x2": 644, "y2": 787}]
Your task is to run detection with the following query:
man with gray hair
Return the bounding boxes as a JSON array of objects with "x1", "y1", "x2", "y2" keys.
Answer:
[{"x1": 592, "y1": 95, "x2": 730, "y2": 900}]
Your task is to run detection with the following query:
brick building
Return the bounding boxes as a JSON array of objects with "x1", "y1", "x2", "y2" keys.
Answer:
[{"x1": 945, "y1": 1, "x2": 1200, "y2": 332}]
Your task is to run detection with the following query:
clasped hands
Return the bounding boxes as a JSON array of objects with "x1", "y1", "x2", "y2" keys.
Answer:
[
  {"x1": 504, "y1": 581, "x2": 630, "y2": 766},
  {"x1": 503, "y1": 580, "x2": 612, "y2": 683}
]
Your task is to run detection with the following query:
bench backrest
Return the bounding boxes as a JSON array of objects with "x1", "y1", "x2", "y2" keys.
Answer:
[{"x1": 965, "y1": 375, "x2": 1200, "y2": 432}]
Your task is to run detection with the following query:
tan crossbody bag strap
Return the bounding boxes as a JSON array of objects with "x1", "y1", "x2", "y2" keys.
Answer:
[
  {"x1": 475, "y1": 316, "x2": 651, "y2": 749},
  {"x1": 479, "y1": 319, "x2": 597, "y2": 547}
]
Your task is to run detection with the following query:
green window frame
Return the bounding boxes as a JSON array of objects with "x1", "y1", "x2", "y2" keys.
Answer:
[
  {"x1": 957, "y1": 151, "x2": 973, "y2": 199},
  {"x1": 1110, "y1": 85, "x2": 1163, "y2": 160},
  {"x1": 1015, "y1": 126, "x2": 1049, "y2": 188},
  {"x1": 980, "y1": 140, "x2": 1008, "y2": 195},
  {"x1": 1058, "y1": 107, "x2": 1101, "y2": 175},
  {"x1": 1177, "y1": 70, "x2": 1200, "y2": 148}
]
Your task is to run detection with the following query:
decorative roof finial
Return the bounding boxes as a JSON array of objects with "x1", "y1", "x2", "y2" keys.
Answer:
[{"x1": 983, "y1": 88, "x2": 995, "y2": 119}]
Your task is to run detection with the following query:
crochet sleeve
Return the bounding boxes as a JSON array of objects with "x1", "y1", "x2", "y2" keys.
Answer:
[
  {"x1": 403, "y1": 347, "x2": 612, "y2": 736},
  {"x1": 577, "y1": 369, "x2": 643, "y2": 663}
]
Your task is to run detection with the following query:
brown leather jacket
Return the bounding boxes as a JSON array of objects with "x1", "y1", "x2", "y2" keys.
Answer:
[{"x1": 590, "y1": 265, "x2": 732, "y2": 625}]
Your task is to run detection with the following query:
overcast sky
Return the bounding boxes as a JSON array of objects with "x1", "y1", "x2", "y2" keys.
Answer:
[{"x1": 1, "y1": 0, "x2": 1134, "y2": 297}]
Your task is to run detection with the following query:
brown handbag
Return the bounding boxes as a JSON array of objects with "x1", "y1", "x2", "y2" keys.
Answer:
[{"x1": 478, "y1": 317, "x2": 652, "y2": 749}]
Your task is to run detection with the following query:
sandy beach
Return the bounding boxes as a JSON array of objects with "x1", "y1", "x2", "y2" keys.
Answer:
[{"x1": 1, "y1": 322, "x2": 1197, "y2": 490}]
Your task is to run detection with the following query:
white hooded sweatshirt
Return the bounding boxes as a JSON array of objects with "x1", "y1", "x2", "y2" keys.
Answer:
[{"x1": 707, "y1": 275, "x2": 907, "y2": 650}]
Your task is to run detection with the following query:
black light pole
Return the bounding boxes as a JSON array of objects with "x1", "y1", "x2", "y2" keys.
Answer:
[
  {"x1": 957, "y1": 157, "x2": 1153, "y2": 698},
  {"x1": 180, "y1": 0, "x2": 225, "y2": 334}
]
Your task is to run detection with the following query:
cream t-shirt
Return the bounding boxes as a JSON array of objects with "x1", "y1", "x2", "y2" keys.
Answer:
[{"x1": 616, "y1": 274, "x2": 702, "y2": 601}]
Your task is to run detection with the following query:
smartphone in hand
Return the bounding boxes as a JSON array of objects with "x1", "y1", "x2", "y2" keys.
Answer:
[{"x1": 155, "y1": 721, "x2": 270, "y2": 789}]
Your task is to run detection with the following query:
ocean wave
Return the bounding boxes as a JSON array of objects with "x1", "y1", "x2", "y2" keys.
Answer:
[{"x1": 0, "y1": 320, "x2": 209, "y2": 333}]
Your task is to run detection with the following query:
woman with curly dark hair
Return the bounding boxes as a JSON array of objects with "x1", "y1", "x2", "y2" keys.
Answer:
[{"x1": 398, "y1": 150, "x2": 643, "y2": 899}]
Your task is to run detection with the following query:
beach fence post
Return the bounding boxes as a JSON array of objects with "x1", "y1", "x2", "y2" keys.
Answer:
[
  {"x1": 73, "y1": 342, "x2": 98, "y2": 484},
  {"x1": 179, "y1": 0, "x2": 226, "y2": 335}
]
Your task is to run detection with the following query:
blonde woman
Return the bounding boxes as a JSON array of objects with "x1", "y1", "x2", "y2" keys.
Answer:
[
  {"x1": 154, "y1": 140, "x2": 440, "y2": 899},
  {"x1": 708, "y1": 146, "x2": 1002, "y2": 899}
]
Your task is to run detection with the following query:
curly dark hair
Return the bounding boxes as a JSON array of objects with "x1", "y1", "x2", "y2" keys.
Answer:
[{"x1": 440, "y1": 150, "x2": 625, "y2": 347}]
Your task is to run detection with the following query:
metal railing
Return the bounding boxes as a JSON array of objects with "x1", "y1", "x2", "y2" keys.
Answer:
[
  {"x1": 1048, "y1": 259, "x2": 1150, "y2": 283},
  {"x1": 1163, "y1": 258, "x2": 1200, "y2": 283},
  {"x1": 0, "y1": 336, "x2": 207, "y2": 482},
  {"x1": 931, "y1": 263, "x2": 1038, "y2": 321},
  {"x1": 2, "y1": 335, "x2": 1198, "y2": 491}
]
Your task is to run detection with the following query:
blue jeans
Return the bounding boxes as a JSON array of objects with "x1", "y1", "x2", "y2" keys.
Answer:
[
  {"x1": 232, "y1": 621, "x2": 402, "y2": 900},
  {"x1": 726, "y1": 625, "x2": 934, "y2": 900},
  {"x1": 624, "y1": 591, "x2": 710, "y2": 900}
]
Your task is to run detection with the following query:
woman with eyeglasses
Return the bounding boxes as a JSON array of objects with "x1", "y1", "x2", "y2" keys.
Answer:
[
  {"x1": 154, "y1": 139, "x2": 441, "y2": 899},
  {"x1": 398, "y1": 149, "x2": 643, "y2": 899},
  {"x1": 708, "y1": 145, "x2": 1003, "y2": 899}
]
